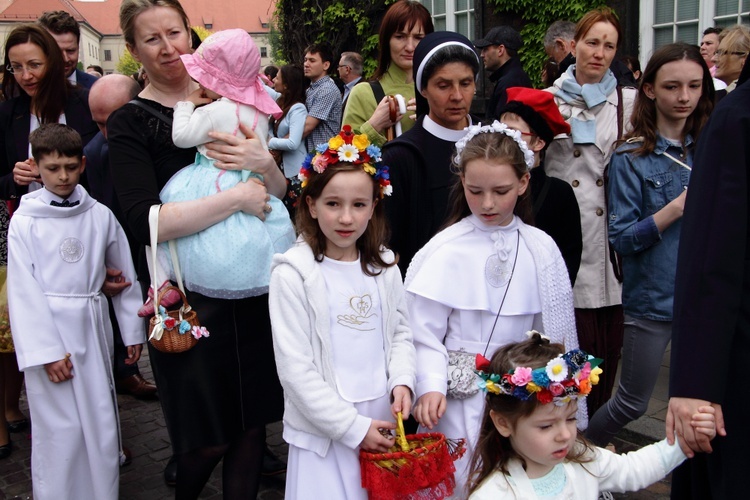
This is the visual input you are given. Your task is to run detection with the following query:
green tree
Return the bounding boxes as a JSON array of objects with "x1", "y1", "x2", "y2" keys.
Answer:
[
  {"x1": 487, "y1": 0, "x2": 606, "y2": 87},
  {"x1": 116, "y1": 49, "x2": 140, "y2": 76},
  {"x1": 274, "y1": 0, "x2": 393, "y2": 78}
]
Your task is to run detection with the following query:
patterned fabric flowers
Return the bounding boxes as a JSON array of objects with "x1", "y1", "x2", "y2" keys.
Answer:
[
  {"x1": 475, "y1": 340, "x2": 603, "y2": 406},
  {"x1": 298, "y1": 125, "x2": 393, "y2": 198}
]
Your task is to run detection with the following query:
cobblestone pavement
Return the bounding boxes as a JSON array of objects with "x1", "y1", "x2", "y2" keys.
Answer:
[{"x1": 0, "y1": 351, "x2": 672, "y2": 499}]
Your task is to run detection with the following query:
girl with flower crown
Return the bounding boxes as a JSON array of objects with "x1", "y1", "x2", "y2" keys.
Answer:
[
  {"x1": 404, "y1": 123, "x2": 581, "y2": 495},
  {"x1": 268, "y1": 126, "x2": 415, "y2": 499},
  {"x1": 467, "y1": 332, "x2": 716, "y2": 498}
]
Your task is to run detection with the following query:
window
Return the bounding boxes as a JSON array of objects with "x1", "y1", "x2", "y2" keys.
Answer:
[
  {"x1": 641, "y1": 0, "x2": 750, "y2": 59},
  {"x1": 421, "y1": 0, "x2": 474, "y2": 38},
  {"x1": 421, "y1": 0, "x2": 447, "y2": 31},
  {"x1": 104, "y1": 50, "x2": 111, "y2": 62},
  {"x1": 260, "y1": 47, "x2": 268, "y2": 58}
]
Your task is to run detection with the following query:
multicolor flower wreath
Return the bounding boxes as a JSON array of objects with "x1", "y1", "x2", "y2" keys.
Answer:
[
  {"x1": 298, "y1": 125, "x2": 392, "y2": 198},
  {"x1": 475, "y1": 342, "x2": 603, "y2": 406}
]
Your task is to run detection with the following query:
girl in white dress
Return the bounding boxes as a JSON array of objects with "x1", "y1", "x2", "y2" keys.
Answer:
[
  {"x1": 406, "y1": 123, "x2": 580, "y2": 496},
  {"x1": 467, "y1": 332, "x2": 716, "y2": 499},
  {"x1": 268, "y1": 127, "x2": 415, "y2": 499}
]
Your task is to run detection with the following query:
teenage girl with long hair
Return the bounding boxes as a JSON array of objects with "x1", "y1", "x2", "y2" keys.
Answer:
[{"x1": 586, "y1": 42, "x2": 714, "y2": 448}]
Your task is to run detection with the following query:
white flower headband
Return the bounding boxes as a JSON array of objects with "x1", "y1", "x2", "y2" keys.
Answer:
[{"x1": 454, "y1": 120, "x2": 536, "y2": 171}]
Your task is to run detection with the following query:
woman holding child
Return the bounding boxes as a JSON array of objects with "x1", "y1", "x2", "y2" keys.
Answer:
[{"x1": 107, "y1": 0, "x2": 285, "y2": 497}]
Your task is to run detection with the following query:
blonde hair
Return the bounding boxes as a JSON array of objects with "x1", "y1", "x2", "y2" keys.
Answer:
[{"x1": 718, "y1": 25, "x2": 750, "y2": 56}]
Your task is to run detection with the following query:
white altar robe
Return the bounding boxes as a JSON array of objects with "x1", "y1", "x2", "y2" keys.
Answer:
[{"x1": 7, "y1": 185, "x2": 144, "y2": 500}]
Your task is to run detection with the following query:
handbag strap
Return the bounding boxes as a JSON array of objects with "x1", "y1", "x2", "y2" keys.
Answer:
[
  {"x1": 483, "y1": 230, "x2": 520, "y2": 357},
  {"x1": 662, "y1": 151, "x2": 692, "y2": 171},
  {"x1": 148, "y1": 205, "x2": 185, "y2": 297},
  {"x1": 128, "y1": 99, "x2": 173, "y2": 126},
  {"x1": 369, "y1": 81, "x2": 386, "y2": 105}
]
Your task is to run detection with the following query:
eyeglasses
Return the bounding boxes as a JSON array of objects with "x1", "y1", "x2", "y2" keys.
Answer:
[
  {"x1": 505, "y1": 126, "x2": 536, "y2": 138},
  {"x1": 338, "y1": 64, "x2": 350, "y2": 70},
  {"x1": 715, "y1": 50, "x2": 748, "y2": 57},
  {"x1": 6, "y1": 62, "x2": 45, "y2": 74}
]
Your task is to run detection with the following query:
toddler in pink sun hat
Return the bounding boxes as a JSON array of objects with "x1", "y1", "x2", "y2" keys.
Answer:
[{"x1": 155, "y1": 28, "x2": 295, "y2": 302}]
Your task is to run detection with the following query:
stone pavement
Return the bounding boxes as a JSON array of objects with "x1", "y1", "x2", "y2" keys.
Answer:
[{"x1": 0, "y1": 347, "x2": 673, "y2": 499}]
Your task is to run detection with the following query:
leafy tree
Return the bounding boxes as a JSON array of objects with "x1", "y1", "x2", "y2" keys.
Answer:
[
  {"x1": 274, "y1": 0, "x2": 394, "y2": 78},
  {"x1": 116, "y1": 50, "x2": 140, "y2": 76},
  {"x1": 487, "y1": 0, "x2": 606, "y2": 87}
]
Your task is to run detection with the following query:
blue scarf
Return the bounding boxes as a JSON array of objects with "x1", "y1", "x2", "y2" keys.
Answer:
[{"x1": 554, "y1": 65, "x2": 617, "y2": 144}]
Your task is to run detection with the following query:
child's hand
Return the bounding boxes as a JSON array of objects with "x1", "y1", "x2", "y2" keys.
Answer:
[
  {"x1": 44, "y1": 355, "x2": 73, "y2": 383},
  {"x1": 101, "y1": 268, "x2": 131, "y2": 298},
  {"x1": 413, "y1": 391, "x2": 446, "y2": 430},
  {"x1": 391, "y1": 385, "x2": 412, "y2": 420},
  {"x1": 691, "y1": 405, "x2": 718, "y2": 440},
  {"x1": 360, "y1": 419, "x2": 396, "y2": 453},
  {"x1": 125, "y1": 344, "x2": 143, "y2": 366},
  {"x1": 184, "y1": 88, "x2": 214, "y2": 107}
]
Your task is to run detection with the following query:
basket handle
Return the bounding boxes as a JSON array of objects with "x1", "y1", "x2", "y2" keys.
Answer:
[
  {"x1": 156, "y1": 285, "x2": 191, "y2": 316},
  {"x1": 395, "y1": 412, "x2": 409, "y2": 452}
]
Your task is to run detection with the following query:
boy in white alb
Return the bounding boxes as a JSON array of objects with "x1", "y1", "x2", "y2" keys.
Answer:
[{"x1": 7, "y1": 124, "x2": 145, "y2": 500}]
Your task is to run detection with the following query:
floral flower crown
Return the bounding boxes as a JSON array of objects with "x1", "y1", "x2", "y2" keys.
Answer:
[
  {"x1": 298, "y1": 125, "x2": 392, "y2": 198},
  {"x1": 454, "y1": 120, "x2": 536, "y2": 170},
  {"x1": 475, "y1": 336, "x2": 603, "y2": 406}
]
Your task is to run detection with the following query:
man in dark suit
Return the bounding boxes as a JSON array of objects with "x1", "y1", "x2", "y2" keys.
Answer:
[
  {"x1": 86, "y1": 75, "x2": 158, "y2": 401},
  {"x1": 666, "y1": 60, "x2": 750, "y2": 499},
  {"x1": 474, "y1": 26, "x2": 532, "y2": 121},
  {"x1": 38, "y1": 10, "x2": 98, "y2": 89}
]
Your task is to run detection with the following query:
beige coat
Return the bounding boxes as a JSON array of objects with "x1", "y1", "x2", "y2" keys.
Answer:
[{"x1": 544, "y1": 77, "x2": 636, "y2": 309}]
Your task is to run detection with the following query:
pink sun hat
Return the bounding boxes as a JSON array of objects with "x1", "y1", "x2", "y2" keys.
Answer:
[{"x1": 180, "y1": 28, "x2": 282, "y2": 119}]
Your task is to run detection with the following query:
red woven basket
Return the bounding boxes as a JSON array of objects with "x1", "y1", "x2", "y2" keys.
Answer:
[{"x1": 360, "y1": 413, "x2": 465, "y2": 500}]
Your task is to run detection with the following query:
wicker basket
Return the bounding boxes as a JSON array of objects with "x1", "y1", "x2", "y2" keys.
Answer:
[
  {"x1": 360, "y1": 413, "x2": 465, "y2": 500},
  {"x1": 148, "y1": 285, "x2": 200, "y2": 354}
]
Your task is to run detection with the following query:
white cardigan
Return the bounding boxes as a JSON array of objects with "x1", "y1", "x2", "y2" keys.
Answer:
[
  {"x1": 269, "y1": 241, "x2": 416, "y2": 457},
  {"x1": 470, "y1": 439, "x2": 686, "y2": 499}
]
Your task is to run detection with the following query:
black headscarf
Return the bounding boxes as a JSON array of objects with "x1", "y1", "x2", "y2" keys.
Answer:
[{"x1": 412, "y1": 31, "x2": 480, "y2": 117}]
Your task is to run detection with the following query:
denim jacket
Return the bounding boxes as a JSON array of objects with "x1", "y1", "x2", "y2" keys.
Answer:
[{"x1": 607, "y1": 134, "x2": 692, "y2": 320}]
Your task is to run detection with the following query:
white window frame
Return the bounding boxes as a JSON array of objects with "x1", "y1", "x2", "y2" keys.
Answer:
[
  {"x1": 640, "y1": 0, "x2": 750, "y2": 66},
  {"x1": 421, "y1": 0, "x2": 474, "y2": 37}
]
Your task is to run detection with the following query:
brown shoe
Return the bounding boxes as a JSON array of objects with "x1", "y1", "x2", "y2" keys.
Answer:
[{"x1": 116, "y1": 374, "x2": 158, "y2": 400}]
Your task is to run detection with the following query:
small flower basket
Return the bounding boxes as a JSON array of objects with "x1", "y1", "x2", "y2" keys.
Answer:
[
  {"x1": 148, "y1": 285, "x2": 206, "y2": 354},
  {"x1": 359, "y1": 413, "x2": 465, "y2": 500}
]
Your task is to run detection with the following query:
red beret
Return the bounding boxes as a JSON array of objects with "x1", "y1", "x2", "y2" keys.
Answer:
[{"x1": 506, "y1": 87, "x2": 571, "y2": 141}]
